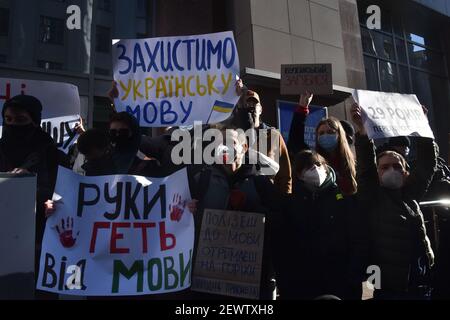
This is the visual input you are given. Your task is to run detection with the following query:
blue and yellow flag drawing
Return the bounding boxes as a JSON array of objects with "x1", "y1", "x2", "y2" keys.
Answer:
[{"x1": 212, "y1": 100, "x2": 235, "y2": 113}]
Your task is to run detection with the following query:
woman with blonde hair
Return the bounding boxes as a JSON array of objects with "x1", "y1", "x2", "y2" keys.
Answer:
[
  {"x1": 288, "y1": 92, "x2": 357, "y2": 196},
  {"x1": 314, "y1": 117, "x2": 357, "y2": 195}
]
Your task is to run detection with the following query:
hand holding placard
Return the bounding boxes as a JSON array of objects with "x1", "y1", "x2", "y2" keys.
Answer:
[
  {"x1": 350, "y1": 103, "x2": 367, "y2": 136},
  {"x1": 299, "y1": 91, "x2": 313, "y2": 107},
  {"x1": 352, "y1": 90, "x2": 434, "y2": 140}
]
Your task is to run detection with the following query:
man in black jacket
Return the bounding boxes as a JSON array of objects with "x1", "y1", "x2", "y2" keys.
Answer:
[
  {"x1": 189, "y1": 128, "x2": 282, "y2": 300},
  {"x1": 0, "y1": 95, "x2": 69, "y2": 300},
  {"x1": 0, "y1": 95, "x2": 69, "y2": 243},
  {"x1": 351, "y1": 103, "x2": 436, "y2": 300}
]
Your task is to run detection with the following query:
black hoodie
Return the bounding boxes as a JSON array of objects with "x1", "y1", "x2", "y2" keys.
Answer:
[
  {"x1": 110, "y1": 112, "x2": 142, "y2": 174},
  {"x1": 0, "y1": 127, "x2": 69, "y2": 243}
]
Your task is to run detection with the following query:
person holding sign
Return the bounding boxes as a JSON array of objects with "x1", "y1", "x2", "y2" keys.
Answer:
[
  {"x1": 273, "y1": 150, "x2": 366, "y2": 300},
  {"x1": 75, "y1": 128, "x2": 117, "y2": 176},
  {"x1": 44, "y1": 115, "x2": 176, "y2": 218},
  {"x1": 288, "y1": 92, "x2": 357, "y2": 196},
  {"x1": 0, "y1": 95, "x2": 69, "y2": 300},
  {"x1": 351, "y1": 103, "x2": 436, "y2": 300},
  {"x1": 45, "y1": 115, "x2": 149, "y2": 208},
  {"x1": 231, "y1": 86, "x2": 292, "y2": 195},
  {"x1": 190, "y1": 128, "x2": 281, "y2": 300},
  {"x1": 0, "y1": 95, "x2": 69, "y2": 242}
]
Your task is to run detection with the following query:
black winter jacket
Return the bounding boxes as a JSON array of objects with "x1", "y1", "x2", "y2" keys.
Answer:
[{"x1": 273, "y1": 167, "x2": 367, "y2": 300}]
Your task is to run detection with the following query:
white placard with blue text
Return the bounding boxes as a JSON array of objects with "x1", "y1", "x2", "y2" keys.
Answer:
[{"x1": 112, "y1": 31, "x2": 240, "y2": 127}]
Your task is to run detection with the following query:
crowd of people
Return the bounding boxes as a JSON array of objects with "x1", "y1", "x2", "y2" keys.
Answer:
[{"x1": 1, "y1": 79, "x2": 449, "y2": 300}]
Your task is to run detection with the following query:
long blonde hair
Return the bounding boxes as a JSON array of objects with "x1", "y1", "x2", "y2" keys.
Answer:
[{"x1": 315, "y1": 117, "x2": 357, "y2": 194}]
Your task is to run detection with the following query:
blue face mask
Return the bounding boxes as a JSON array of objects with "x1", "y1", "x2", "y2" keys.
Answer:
[{"x1": 318, "y1": 134, "x2": 338, "y2": 152}]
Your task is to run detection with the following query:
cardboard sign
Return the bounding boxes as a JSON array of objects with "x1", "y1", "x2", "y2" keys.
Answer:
[
  {"x1": 353, "y1": 89, "x2": 434, "y2": 139},
  {"x1": 281, "y1": 64, "x2": 333, "y2": 95},
  {"x1": 37, "y1": 167, "x2": 194, "y2": 296},
  {"x1": 191, "y1": 209, "x2": 265, "y2": 299},
  {"x1": 0, "y1": 173, "x2": 36, "y2": 299},
  {"x1": 112, "y1": 31, "x2": 240, "y2": 126}
]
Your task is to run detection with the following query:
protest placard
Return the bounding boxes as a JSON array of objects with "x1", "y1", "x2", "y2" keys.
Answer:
[
  {"x1": 0, "y1": 173, "x2": 36, "y2": 299},
  {"x1": 112, "y1": 31, "x2": 240, "y2": 127},
  {"x1": 281, "y1": 64, "x2": 333, "y2": 95},
  {"x1": 0, "y1": 78, "x2": 81, "y2": 152},
  {"x1": 37, "y1": 167, "x2": 194, "y2": 296},
  {"x1": 352, "y1": 89, "x2": 434, "y2": 139},
  {"x1": 191, "y1": 209, "x2": 265, "y2": 299}
]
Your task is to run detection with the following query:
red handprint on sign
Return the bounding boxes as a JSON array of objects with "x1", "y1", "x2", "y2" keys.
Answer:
[
  {"x1": 55, "y1": 217, "x2": 79, "y2": 248},
  {"x1": 169, "y1": 194, "x2": 186, "y2": 222}
]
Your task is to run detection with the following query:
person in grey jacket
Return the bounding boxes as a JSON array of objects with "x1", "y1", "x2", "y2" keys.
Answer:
[
  {"x1": 189, "y1": 128, "x2": 282, "y2": 300},
  {"x1": 351, "y1": 103, "x2": 436, "y2": 300}
]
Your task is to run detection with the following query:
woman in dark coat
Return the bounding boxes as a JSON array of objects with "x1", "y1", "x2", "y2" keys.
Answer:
[
  {"x1": 0, "y1": 95, "x2": 69, "y2": 244},
  {"x1": 274, "y1": 150, "x2": 367, "y2": 300}
]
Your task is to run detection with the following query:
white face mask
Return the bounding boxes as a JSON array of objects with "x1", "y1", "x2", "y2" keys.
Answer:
[
  {"x1": 301, "y1": 165, "x2": 328, "y2": 188},
  {"x1": 215, "y1": 144, "x2": 244, "y2": 164},
  {"x1": 380, "y1": 168, "x2": 404, "y2": 189}
]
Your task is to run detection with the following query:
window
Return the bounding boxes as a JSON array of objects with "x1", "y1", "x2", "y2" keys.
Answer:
[
  {"x1": 395, "y1": 38, "x2": 407, "y2": 63},
  {"x1": 98, "y1": 0, "x2": 112, "y2": 12},
  {"x1": 96, "y1": 26, "x2": 111, "y2": 53},
  {"x1": 398, "y1": 66, "x2": 411, "y2": 93},
  {"x1": 94, "y1": 67, "x2": 110, "y2": 76},
  {"x1": 403, "y1": 20, "x2": 442, "y2": 50},
  {"x1": 0, "y1": 8, "x2": 9, "y2": 37},
  {"x1": 359, "y1": 2, "x2": 447, "y2": 93},
  {"x1": 40, "y1": 16, "x2": 64, "y2": 45},
  {"x1": 407, "y1": 44, "x2": 445, "y2": 76},
  {"x1": 361, "y1": 28, "x2": 395, "y2": 60},
  {"x1": 37, "y1": 60, "x2": 63, "y2": 70},
  {"x1": 379, "y1": 61, "x2": 398, "y2": 92},
  {"x1": 137, "y1": 0, "x2": 147, "y2": 18},
  {"x1": 408, "y1": 33, "x2": 425, "y2": 46},
  {"x1": 392, "y1": 16, "x2": 403, "y2": 38},
  {"x1": 363, "y1": 56, "x2": 380, "y2": 91},
  {"x1": 358, "y1": 0, "x2": 450, "y2": 158}
]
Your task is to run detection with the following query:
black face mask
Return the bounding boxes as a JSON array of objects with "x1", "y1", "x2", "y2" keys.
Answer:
[
  {"x1": 82, "y1": 151, "x2": 116, "y2": 176},
  {"x1": 109, "y1": 129, "x2": 132, "y2": 148},
  {"x1": 2, "y1": 123, "x2": 37, "y2": 144}
]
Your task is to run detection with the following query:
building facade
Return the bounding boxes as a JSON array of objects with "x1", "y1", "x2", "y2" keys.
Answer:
[{"x1": 0, "y1": 0, "x2": 448, "y2": 157}]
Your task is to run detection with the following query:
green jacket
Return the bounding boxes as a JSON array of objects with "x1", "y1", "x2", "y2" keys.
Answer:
[{"x1": 355, "y1": 134, "x2": 436, "y2": 292}]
